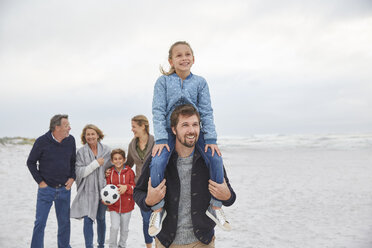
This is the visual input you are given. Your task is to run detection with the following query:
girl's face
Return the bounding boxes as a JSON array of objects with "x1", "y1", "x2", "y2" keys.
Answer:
[
  {"x1": 85, "y1": 128, "x2": 99, "y2": 146},
  {"x1": 111, "y1": 153, "x2": 125, "y2": 170},
  {"x1": 169, "y1": 44, "x2": 194, "y2": 74},
  {"x1": 131, "y1": 121, "x2": 146, "y2": 138}
]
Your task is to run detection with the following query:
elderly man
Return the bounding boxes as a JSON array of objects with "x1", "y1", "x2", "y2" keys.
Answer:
[
  {"x1": 27, "y1": 114, "x2": 76, "y2": 248},
  {"x1": 134, "y1": 104, "x2": 236, "y2": 248}
]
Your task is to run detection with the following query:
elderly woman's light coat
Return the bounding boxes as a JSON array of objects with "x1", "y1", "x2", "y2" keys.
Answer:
[{"x1": 70, "y1": 142, "x2": 111, "y2": 220}]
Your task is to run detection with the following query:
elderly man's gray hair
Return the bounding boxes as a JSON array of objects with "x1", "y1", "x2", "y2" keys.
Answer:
[{"x1": 49, "y1": 114, "x2": 69, "y2": 132}]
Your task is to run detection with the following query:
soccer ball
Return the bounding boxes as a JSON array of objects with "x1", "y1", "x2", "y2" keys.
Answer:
[{"x1": 101, "y1": 184, "x2": 119, "y2": 204}]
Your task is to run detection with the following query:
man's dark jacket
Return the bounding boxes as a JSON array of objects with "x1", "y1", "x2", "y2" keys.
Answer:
[
  {"x1": 27, "y1": 131, "x2": 76, "y2": 187},
  {"x1": 133, "y1": 146, "x2": 236, "y2": 247}
]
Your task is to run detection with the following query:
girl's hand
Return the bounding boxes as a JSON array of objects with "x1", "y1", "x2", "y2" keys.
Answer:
[
  {"x1": 118, "y1": 184, "x2": 128, "y2": 194},
  {"x1": 105, "y1": 168, "x2": 112, "y2": 178},
  {"x1": 97, "y1": 157, "x2": 104, "y2": 166},
  {"x1": 205, "y1": 144, "x2": 222, "y2": 157},
  {"x1": 152, "y1": 144, "x2": 170, "y2": 157}
]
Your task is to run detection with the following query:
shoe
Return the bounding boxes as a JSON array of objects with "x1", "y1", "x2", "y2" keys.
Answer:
[
  {"x1": 148, "y1": 209, "x2": 167, "y2": 236},
  {"x1": 206, "y1": 206, "x2": 231, "y2": 231}
]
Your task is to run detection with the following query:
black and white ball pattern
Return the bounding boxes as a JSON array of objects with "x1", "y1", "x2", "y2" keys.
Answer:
[{"x1": 100, "y1": 184, "x2": 119, "y2": 204}]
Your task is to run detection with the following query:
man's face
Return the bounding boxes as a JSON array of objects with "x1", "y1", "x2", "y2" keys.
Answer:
[
  {"x1": 172, "y1": 114, "x2": 200, "y2": 148},
  {"x1": 56, "y1": 118, "x2": 71, "y2": 138}
]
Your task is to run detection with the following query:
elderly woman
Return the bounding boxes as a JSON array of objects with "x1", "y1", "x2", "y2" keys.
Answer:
[
  {"x1": 126, "y1": 115, "x2": 154, "y2": 248},
  {"x1": 70, "y1": 124, "x2": 111, "y2": 248}
]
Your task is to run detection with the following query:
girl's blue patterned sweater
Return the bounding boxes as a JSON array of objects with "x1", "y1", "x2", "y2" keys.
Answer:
[{"x1": 152, "y1": 73, "x2": 217, "y2": 145}]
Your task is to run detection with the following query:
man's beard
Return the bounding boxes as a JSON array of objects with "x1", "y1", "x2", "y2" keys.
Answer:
[{"x1": 175, "y1": 131, "x2": 198, "y2": 148}]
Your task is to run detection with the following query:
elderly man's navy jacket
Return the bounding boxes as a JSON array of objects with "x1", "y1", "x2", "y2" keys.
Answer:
[
  {"x1": 27, "y1": 131, "x2": 76, "y2": 187},
  {"x1": 133, "y1": 146, "x2": 236, "y2": 247}
]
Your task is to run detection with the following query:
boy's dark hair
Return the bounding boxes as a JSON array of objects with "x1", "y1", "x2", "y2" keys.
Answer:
[
  {"x1": 170, "y1": 104, "x2": 200, "y2": 128},
  {"x1": 110, "y1": 148, "x2": 126, "y2": 160}
]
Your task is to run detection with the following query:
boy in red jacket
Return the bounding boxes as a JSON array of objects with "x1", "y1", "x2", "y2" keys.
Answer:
[{"x1": 106, "y1": 148, "x2": 135, "y2": 248}]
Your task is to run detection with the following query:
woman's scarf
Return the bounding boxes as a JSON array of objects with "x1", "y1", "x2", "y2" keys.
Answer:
[{"x1": 70, "y1": 142, "x2": 111, "y2": 220}]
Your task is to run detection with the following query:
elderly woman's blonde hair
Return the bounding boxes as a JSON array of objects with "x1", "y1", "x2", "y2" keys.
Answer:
[{"x1": 81, "y1": 124, "x2": 105, "y2": 144}]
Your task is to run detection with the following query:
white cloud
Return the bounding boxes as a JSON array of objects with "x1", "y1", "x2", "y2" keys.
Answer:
[{"x1": 1, "y1": 0, "x2": 372, "y2": 137}]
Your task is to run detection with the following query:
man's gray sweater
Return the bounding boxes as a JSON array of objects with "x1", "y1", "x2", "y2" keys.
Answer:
[{"x1": 173, "y1": 155, "x2": 198, "y2": 245}]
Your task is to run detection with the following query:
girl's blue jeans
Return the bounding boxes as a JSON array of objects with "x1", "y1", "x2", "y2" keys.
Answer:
[
  {"x1": 140, "y1": 209, "x2": 153, "y2": 242},
  {"x1": 149, "y1": 131, "x2": 224, "y2": 210}
]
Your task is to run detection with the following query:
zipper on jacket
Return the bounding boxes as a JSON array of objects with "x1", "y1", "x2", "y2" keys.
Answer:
[
  {"x1": 119, "y1": 170, "x2": 122, "y2": 213},
  {"x1": 122, "y1": 174, "x2": 126, "y2": 213}
]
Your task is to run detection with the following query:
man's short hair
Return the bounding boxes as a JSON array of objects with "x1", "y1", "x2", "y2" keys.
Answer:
[
  {"x1": 50, "y1": 114, "x2": 69, "y2": 132},
  {"x1": 170, "y1": 104, "x2": 200, "y2": 128}
]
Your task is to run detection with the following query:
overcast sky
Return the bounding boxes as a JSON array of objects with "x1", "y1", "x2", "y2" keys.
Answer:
[{"x1": 1, "y1": 0, "x2": 371, "y2": 140}]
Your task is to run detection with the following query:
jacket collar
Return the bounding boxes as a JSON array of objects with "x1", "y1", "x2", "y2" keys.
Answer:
[
  {"x1": 129, "y1": 135, "x2": 154, "y2": 160},
  {"x1": 114, "y1": 165, "x2": 129, "y2": 174},
  {"x1": 170, "y1": 72, "x2": 193, "y2": 80},
  {"x1": 46, "y1": 130, "x2": 63, "y2": 145}
]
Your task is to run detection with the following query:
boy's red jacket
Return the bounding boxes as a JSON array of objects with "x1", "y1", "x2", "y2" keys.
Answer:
[{"x1": 106, "y1": 165, "x2": 135, "y2": 213}]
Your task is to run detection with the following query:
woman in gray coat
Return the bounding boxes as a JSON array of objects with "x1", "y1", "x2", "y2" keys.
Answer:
[
  {"x1": 70, "y1": 124, "x2": 111, "y2": 248},
  {"x1": 126, "y1": 115, "x2": 154, "y2": 248}
]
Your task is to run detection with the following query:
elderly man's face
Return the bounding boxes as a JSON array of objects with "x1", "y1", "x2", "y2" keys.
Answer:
[
  {"x1": 56, "y1": 118, "x2": 71, "y2": 138},
  {"x1": 172, "y1": 114, "x2": 200, "y2": 148}
]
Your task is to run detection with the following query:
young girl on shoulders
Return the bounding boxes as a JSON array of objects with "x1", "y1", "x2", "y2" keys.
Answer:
[{"x1": 149, "y1": 41, "x2": 231, "y2": 236}]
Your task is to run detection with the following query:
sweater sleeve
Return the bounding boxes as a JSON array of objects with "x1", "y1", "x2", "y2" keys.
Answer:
[
  {"x1": 26, "y1": 139, "x2": 44, "y2": 184},
  {"x1": 70, "y1": 138, "x2": 77, "y2": 179},
  {"x1": 152, "y1": 76, "x2": 169, "y2": 143},
  {"x1": 197, "y1": 78, "x2": 217, "y2": 144},
  {"x1": 125, "y1": 141, "x2": 134, "y2": 168},
  {"x1": 75, "y1": 149, "x2": 100, "y2": 182},
  {"x1": 82, "y1": 160, "x2": 100, "y2": 178}
]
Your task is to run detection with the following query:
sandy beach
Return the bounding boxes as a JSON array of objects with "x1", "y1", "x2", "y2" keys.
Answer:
[{"x1": 1, "y1": 134, "x2": 372, "y2": 248}]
